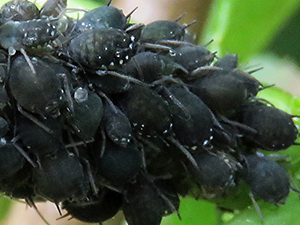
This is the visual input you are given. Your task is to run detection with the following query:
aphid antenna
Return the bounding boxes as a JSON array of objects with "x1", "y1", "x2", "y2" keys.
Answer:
[
  {"x1": 247, "y1": 67, "x2": 264, "y2": 74},
  {"x1": 167, "y1": 136, "x2": 200, "y2": 173},
  {"x1": 126, "y1": 7, "x2": 138, "y2": 20},
  {"x1": 11, "y1": 138, "x2": 37, "y2": 167},
  {"x1": 182, "y1": 20, "x2": 197, "y2": 30},
  {"x1": 17, "y1": 106, "x2": 54, "y2": 134},
  {"x1": 19, "y1": 48, "x2": 37, "y2": 75},
  {"x1": 249, "y1": 192, "x2": 264, "y2": 225},
  {"x1": 26, "y1": 198, "x2": 50, "y2": 225},
  {"x1": 81, "y1": 158, "x2": 99, "y2": 196}
]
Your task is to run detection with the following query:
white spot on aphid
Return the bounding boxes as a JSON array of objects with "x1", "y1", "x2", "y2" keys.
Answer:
[
  {"x1": 74, "y1": 87, "x2": 88, "y2": 103},
  {"x1": 191, "y1": 146, "x2": 197, "y2": 151}
]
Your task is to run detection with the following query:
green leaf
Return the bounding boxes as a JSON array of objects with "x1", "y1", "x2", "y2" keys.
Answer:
[
  {"x1": 161, "y1": 197, "x2": 217, "y2": 225},
  {"x1": 201, "y1": 0, "x2": 300, "y2": 62},
  {"x1": 224, "y1": 192, "x2": 300, "y2": 225},
  {"x1": 0, "y1": 196, "x2": 12, "y2": 222}
]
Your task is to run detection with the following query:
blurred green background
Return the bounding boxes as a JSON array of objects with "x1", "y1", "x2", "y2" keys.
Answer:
[{"x1": 0, "y1": 0, "x2": 300, "y2": 224}]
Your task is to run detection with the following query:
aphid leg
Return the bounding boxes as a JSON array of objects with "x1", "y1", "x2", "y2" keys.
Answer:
[
  {"x1": 100, "y1": 128, "x2": 106, "y2": 158},
  {"x1": 167, "y1": 136, "x2": 200, "y2": 173},
  {"x1": 65, "y1": 131, "x2": 79, "y2": 155},
  {"x1": 11, "y1": 138, "x2": 37, "y2": 167},
  {"x1": 81, "y1": 158, "x2": 98, "y2": 196},
  {"x1": 97, "y1": 70, "x2": 147, "y2": 86},
  {"x1": 220, "y1": 115, "x2": 258, "y2": 135},
  {"x1": 97, "y1": 91, "x2": 118, "y2": 114},
  {"x1": 18, "y1": 106, "x2": 54, "y2": 134},
  {"x1": 158, "y1": 40, "x2": 193, "y2": 47},
  {"x1": 142, "y1": 43, "x2": 173, "y2": 53},
  {"x1": 57, "y1": 73, "x2": 74, "y2": 113},
  {"x1": 249, "y1": 192, "x2": 264, "y2": 225},
  {"x1": 138, "y1": 137, "x2": 161, "y2": 153},
  {"x1": 190, "y1": 66, "x2": 223, "y2": 78},
  {"x1": 151, "y1": 75, "x2": 186, "y2": 87},
  {"x1": 56, "y1": 212, "x2": 70, "y2": 220},
  {"x1": 19, "y1": 48, "x2": 36, "y2": 75},
  {"x1": 26, "y1": 198, "x2": 50, "y2": 225},
  {"x1": 158, "y1": 86, "x2": 191, "y2": 120},
  {"x1": 55, "y1": 202, "x2": 62, "y2": 216},
  {"x1": 137, "y1": 142, "x2": 147, "y2": 170}
]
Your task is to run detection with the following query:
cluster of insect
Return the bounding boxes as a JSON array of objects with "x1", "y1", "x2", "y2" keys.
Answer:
[{"x1": 0, "y1": 0, "x2": 299, "y2": 224}]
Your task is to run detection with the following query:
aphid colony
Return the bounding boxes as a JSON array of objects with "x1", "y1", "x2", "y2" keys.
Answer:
[{"x1": 0, "y1": 0, "x2": 299, "y2": 224}]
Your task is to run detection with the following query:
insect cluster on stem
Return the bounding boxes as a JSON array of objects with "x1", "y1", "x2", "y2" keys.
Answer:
[{"x1": 0, "y1": 0, "x2": 299, "y2": 225}]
